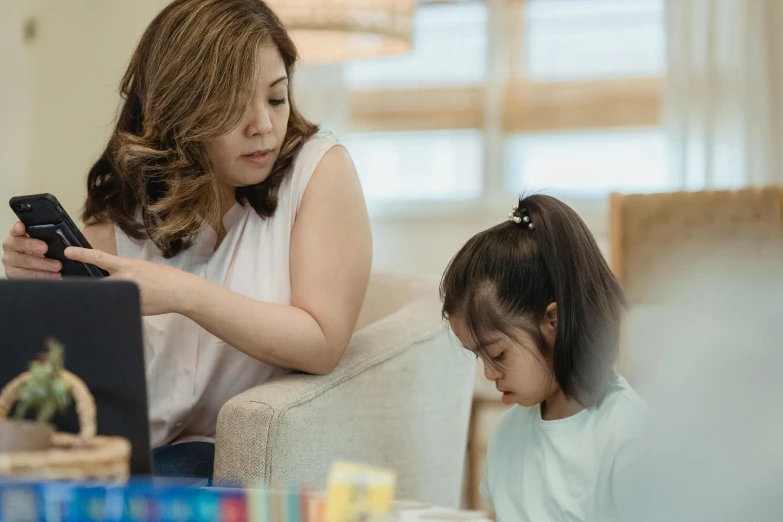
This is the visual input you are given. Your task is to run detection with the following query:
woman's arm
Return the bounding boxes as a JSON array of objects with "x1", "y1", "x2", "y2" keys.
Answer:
[
  {"x1": 178, "y1": 145, "x2": 372, "y2": 375},
  {"x1": 68, "y1": 146, "x2": 371, "y2": 374}
]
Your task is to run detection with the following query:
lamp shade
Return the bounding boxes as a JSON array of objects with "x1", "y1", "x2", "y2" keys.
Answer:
[{"x1": 267, "y1": 0, "x2": 415, "y2": 63}]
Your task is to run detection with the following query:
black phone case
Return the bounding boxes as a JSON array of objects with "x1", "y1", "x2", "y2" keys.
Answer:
[{"x1": 9, "y1": 193, "x2": 108, "y2": 278}]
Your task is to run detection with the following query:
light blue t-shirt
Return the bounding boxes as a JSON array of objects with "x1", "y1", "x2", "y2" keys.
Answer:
[{"x1": 481, "y1": 377, "x2": 646, "y2": 522}]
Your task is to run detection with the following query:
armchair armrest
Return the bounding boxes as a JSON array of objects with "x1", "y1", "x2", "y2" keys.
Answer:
[{"x1": 213, "y1": 290, "x2": 474, "y2": 507}]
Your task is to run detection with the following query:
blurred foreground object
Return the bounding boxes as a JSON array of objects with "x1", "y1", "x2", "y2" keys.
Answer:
[
  {"x1": 610, "y1": 187, "x2": 783, "y2": 375},
  {"x1": 611, "y1": 188, "x2": 783, "y2": 520},
  {"x1": 11, "y1": 338, "x2": 72, "y2": 425},
  {"x1": 0, "y1": 338, "x2": 131, "y2": 481},
  {"x1": 325, "y1": 461, "x2": 395, "y2": 522},
  {"x1": 621, "y1": 300, "x2": 783, "y2": 522}
]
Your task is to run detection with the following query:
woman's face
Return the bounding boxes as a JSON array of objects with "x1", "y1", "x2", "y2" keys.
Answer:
[{"x1": 205, "y1": 43, "x2": 291, "y2": 192}]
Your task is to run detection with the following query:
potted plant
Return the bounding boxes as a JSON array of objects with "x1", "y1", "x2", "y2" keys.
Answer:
[{"x1": 0, "y1": 338, "x2": 72, "y2": 453}]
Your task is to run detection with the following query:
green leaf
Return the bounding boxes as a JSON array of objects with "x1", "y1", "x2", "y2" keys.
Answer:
[
  {"x1": 37, "y1": 402, "x2": 56, "y2": 424},
  {"x1": 15, "y1": 337, "x2": 72, "y2": 425}
]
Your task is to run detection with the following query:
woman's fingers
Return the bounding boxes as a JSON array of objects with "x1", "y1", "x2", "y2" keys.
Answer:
[
  {"x1": 3, "y1": 234, "x2": 48, "y2": 256},
  {"x1": 2, "y1": 250, "x2": 61, "y2": 272},
  {"x1": 3, "y1": 266, "x2": 62, "y2": 280}
]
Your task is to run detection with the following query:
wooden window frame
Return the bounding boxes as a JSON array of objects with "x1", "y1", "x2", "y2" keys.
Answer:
[{"x1": 345, "y1": 0, "x2": 664, "y2": 216}]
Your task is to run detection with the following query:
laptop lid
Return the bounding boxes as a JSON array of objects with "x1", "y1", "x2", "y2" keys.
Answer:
[{"x1": 0, "y1": 280, "x2": 151, "y2": 475}]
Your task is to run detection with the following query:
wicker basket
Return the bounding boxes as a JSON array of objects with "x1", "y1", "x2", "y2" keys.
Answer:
[{"x1": 0, "y1": 370, "x2": 131, "y2": 481}]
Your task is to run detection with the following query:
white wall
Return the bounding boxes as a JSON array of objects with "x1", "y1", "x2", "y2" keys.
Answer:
[
  {"x1": 0, "y1": 0, "x2": 36, "y2": 278},
  {"x1": 26, "y1": 1, "x2": 166, "y2": 220},
  {"x1": 369, "y1": 210, "x2": 609, "y2": 277},
  {"x1": 0, "y1": 1, "x2": 166, "y2": 277},
  {"x1": 371, "y1": 215, "x2": 499, "y2": 276}
]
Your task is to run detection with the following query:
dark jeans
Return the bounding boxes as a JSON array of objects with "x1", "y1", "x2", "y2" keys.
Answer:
[{"x1": 151, "y1": 441, "x2": 215, "y2": 482}]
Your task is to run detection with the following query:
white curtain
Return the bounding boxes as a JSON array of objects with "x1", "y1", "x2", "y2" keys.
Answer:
[{"x1": 665, "y1": 0, "x2": 783, "y2": 189}]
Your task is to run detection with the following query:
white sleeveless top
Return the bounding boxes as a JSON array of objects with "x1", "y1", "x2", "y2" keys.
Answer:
[{"x1": 115, "y1": 136, "x2": 338, "y2": 447}]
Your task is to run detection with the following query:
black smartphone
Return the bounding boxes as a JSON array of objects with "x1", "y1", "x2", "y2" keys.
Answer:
[{"x1": 9, "y1": 193, "x2": 108, "y2": 278}]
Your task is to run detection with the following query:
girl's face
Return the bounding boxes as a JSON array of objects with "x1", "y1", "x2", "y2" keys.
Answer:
[
  {"x1": 450, "y1": 305, "x2": 559, "y2": 408},
  {"x1": 205, "y1": 43, "x2": 291, "y2": 195}
]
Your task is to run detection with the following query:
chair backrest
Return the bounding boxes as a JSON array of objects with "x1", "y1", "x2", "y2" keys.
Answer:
[
  {"x1": 609, "y1": 188, "x2": 783, "y2": 380},
  {"x1": 610, "y1": 188, "x2": 783, "y2": 305}
]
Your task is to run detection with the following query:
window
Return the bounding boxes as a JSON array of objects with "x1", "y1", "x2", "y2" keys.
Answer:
[
  {"x1": 524, "y1": 0, "x2": 666, "y2": 81},
  {"x1": 344, "y1": 3, "x2": 488, "y2": 89},
  {"x1": 341, "y1": 0, "x2": 668, "y2": 208},
  {"x1": 344, "y1": 130, "x2": 483, "y2": 202},
  {"x1": 506, "y1": 128, "x2": 671, "y2": 196}
]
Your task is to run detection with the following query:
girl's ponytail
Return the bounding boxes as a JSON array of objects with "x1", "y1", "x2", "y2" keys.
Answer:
[{"x1": 515, "y1": 196, "x2": 625, "y2": 406}]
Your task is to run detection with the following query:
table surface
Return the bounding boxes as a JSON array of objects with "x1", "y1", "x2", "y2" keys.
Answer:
[{"x1": 392, "y1": 501, "x2": 492, "y2": 521}]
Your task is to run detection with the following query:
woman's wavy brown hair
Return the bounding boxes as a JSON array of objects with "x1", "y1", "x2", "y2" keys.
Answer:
[{"x1": 83, "y1": 0, "x2": 318, "y2": 257}]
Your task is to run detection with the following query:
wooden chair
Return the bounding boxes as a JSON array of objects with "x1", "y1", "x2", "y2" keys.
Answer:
[
  {"x1": 610, "y1": 187, "x2": 783, "y2": 297},
  {"x1": 609, "y1": 187, "x2": 783, "y2": 376}
]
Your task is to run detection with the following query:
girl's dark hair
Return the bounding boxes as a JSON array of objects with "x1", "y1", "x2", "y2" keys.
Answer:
[{"x1": 440, "y1": 194, "x2": 625, "y2": 407}]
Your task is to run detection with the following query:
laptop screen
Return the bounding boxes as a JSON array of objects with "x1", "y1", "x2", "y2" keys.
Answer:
[{"x1": 0, "y1": 279, "x2": 151, "y2": 475}]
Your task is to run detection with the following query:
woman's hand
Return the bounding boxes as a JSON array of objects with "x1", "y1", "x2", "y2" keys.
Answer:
[
  {"x1": 1, "y1": 222, "x2": 62, "y2": 279},
  {"x1": 64, "y1": 247, "x2": 188, "y2": 316}
]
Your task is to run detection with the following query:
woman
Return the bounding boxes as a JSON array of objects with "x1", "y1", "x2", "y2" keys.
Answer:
[{"x1": 1, "y1": 0, "x2": 372, "y2": 479}]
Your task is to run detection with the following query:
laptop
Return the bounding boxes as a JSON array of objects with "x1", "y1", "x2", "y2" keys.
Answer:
[{"x1": 0, "y1": 280, "x2": 151, "y2": 475}]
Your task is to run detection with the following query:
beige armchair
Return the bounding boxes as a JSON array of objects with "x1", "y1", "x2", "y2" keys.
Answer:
[{"x1": 212, "y1": 273, "x2": 475, "y2": 508}]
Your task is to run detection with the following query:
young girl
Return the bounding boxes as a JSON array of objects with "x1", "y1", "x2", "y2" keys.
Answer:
[
  {"x1": 2, "y1": 0, "x2": 371, "y2": 478},
  {"x1": 441, "y1": 195, "x2": 645, "y2": 521}
]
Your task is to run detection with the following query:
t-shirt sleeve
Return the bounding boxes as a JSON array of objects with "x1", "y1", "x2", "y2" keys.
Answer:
[
  {"x1": 608, "y1": 408, "x2": 649, "y2": 518},
  {"x1": 610, "y1": 440, "x2": 639, "y2": 517}
]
